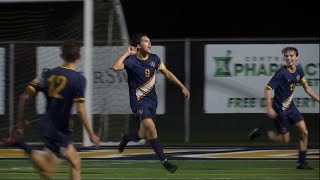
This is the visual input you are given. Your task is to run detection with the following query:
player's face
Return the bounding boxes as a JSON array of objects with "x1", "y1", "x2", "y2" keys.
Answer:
[
  {"x1": 283, "y1": 50, "x2": 297, "y2": 67},
  {"x1": 138, "y1": 36, "x2": 151, "y2": 53}
]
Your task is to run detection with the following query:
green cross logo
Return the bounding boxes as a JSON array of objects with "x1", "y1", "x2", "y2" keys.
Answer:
[{"x1": 213, "y1": 50, "x2": 232, "y2": 77}]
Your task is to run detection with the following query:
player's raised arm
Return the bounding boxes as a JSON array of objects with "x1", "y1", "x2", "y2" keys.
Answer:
[{"x1": 112, "y1": 46, "x2": 137, "y2": 71}]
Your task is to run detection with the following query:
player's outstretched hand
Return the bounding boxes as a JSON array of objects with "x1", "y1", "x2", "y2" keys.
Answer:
[
  {"x1": 90, "y1": 133, "x2": 100, "y2": 147},
  {"x1": 127, "y1": 46, "x2": 137, "y2": 55},
  {"x1": 266, "y1": 107, "x2": 277, "y2": 119},
  {"x1": 182, "y1": 87, "x2": 190, "y2": 98}
]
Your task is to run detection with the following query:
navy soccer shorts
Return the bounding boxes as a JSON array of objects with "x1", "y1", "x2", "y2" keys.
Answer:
[
  {"x1": 274, "y1": 106, "x2": 303, "y2": 134},
  {"x1": 135, "y1": 104, "x2": 157, "y2": 122}
]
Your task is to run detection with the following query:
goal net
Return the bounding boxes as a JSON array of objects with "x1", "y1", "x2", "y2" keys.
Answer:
[{"x1": 0, "y1": 0, "x2": 135, "y2": 146}]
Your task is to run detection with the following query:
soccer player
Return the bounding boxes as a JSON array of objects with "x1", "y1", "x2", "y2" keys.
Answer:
[
  {"x1": 249, "y1": 47, "x2": 319, "y2": 169},
  {"x1": 9, "y1": 40, "x2": 100, "y2": 179},
  {"x1": 112, "y1": 33, "x2": 190, "y2": 173}
]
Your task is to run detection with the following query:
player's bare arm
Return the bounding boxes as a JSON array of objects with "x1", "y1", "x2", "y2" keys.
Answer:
[
  {"x1": 264, "y1": 87, "x2": 277, "y2": 119},
  {"x1": 75, "y1": 102, "x2": 100, "y2": 146},
  {"x1": 16, "y1": 87, "x2": 36, "y2": 134},
  {"x1": 160, "y1": 67, "x2": 190, "y2": 98},
  {"x1": 112, "y1": 46, "x2": 137, "y2": 71},
  {"x1": 300, "y1": 78, "x2": 320, "y2": 103}
]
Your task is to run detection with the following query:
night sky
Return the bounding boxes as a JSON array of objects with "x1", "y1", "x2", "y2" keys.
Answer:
[{"x1": 120, "y1": 0, "x2": 319, "y2": 39}]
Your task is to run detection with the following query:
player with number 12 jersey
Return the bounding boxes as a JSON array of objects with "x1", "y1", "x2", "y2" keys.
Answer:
[{"x1": 28, "y1": 66, "x2": 85, "y2": 151}]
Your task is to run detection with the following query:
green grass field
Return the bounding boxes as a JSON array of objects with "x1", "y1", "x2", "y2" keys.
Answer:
[{"x1": 0, "y1": 159, "x2": 318, "y2": 179}]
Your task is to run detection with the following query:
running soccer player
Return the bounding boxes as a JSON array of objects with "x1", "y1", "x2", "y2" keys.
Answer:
[
  {"x1": 112, "y1": 33, "x2": 190, "y2": 173},
  {"x1": 7, "y1": 40, "x2": 100, "y2": 179},
  {"x1": 249, "y1": 47, "x2": 319, "y2": 169}
]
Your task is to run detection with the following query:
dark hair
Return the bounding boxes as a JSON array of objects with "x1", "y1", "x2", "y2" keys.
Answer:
[
  {"x1": 282, "y1": 47, "x2": 299, "y2": 57},
  {"x1": 61, "y1": 39, "x2": 80, "y2": 62},
  {"x1": 129, "y1": 33, "x2": 148, "y2": 47}
]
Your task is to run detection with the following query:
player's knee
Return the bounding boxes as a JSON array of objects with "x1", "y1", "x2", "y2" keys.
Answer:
[{"x1": 301, "y1": 130, "x2": 308, "y2": 139}]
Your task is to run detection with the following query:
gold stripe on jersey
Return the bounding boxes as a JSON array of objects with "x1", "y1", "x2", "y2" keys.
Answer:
[
  {"x1": 137, "y1": 84, "x2": 155, "y2": 100},
  {"x1": 74, "y1": 98, "x2": 85, "y2": 102},
  {"x1": 136, "y1": 74, "x2": 156, "y2": 100},
  {"x1": 265, "y1": 85, "x2": 272, "y2": 90},
  {"x1": 29, "y1": 79, "x2": 40, "y2": 86},
  {"x1": 157, "y1": 62, "x2": 166, "y2": 71},
  {"x1": 27, "y1": 85, "x2": 36, "y2": 93},
  {"x1": 299, "y1": 77, "x2": 307, "y2": 85},
  {"x1": 60, "y1": 65, "x2": 75, "y2": 70},
  {"x1": 281, "y1": 92, "x2": 294, "y2": 111}
]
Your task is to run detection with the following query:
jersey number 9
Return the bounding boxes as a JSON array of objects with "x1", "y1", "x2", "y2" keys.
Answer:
[{"x1": 145, "y1": 69, "x2": 150, "y2": 77}]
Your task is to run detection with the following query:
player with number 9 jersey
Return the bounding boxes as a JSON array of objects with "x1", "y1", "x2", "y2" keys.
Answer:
[{"x1": 124, "y1": 53, "x2": 163, "y2": 120}]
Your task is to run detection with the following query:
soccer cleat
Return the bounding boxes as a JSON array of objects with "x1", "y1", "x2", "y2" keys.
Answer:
[
  {"x1": 162, "y1": 160, "x2": 178, "y2": 173},
  {"x1": 118, "y1": 135, "x2": 128, "y2": 153},
  {"x1": 248, "y1": 128, "x2": 265, "y2": 140},
  {"x1": 296, "y1": 162, "x2": 313, "y2": 170}
]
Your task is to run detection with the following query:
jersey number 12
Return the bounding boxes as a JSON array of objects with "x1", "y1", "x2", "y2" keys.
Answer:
[{"x1": 48, "y1": 75, "x2": 67, "y2": 98}]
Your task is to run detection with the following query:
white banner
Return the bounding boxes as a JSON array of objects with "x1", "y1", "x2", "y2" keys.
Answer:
[
  {"x1": 36, "y1": 46, "x2": 166, "y2": 114},
  {"x1": 0, "y1": 48, "x2": 4, "y2": 114},
  {"x1": 205, "y1": 44, "x2": 319, "y2": 113}
]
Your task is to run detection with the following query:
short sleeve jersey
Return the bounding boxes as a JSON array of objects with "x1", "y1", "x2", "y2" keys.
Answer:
[
  {"x1": 266, "y1": 65, "x2": 305, "y2": 112},
  {"x1": 28, "y1": 66, "x2": 86, "y2": 133},
  {"x1": 123, "y1": 53, "x2": 165, "y2": 111}
]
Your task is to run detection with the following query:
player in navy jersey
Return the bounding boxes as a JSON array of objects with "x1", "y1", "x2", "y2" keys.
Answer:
[
  {"x1": 249, "y1": 47, "x2": 319, "y2": 169},
  {"x1": 112, "y1": 33, "x2": 190, "y2": 173},
  {"x1": 6, "y1": 40, "x2": 100, "y2": 179}
]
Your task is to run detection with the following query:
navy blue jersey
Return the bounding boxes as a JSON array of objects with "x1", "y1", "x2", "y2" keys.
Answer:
[
  {"x1": 28, "y1": 66, "x2": 86, "y2": 134},
  {"x1": 266, "y1": 65, "x2": 305, "y2": 112},
  {"x1": 123, "y1": 54, "x2": 165, "y2": 112}
]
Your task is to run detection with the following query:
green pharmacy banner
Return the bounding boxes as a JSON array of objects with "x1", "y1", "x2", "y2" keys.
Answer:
[{"x1": 204, "y1": 44, "x2": 319, "y2": 113}]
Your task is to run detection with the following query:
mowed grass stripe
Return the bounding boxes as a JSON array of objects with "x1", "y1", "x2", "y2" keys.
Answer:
[{"x1": 0, "y1": 160, "x2": 318, "y2": 179}]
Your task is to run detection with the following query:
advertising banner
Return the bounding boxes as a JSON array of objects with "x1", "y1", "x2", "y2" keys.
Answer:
[
  {"x1": 36, "y1": 46, "x2": 166, "y2": 114},
  {"x1": 205, "y1": 44, "x2": 319, "y2": 113}
]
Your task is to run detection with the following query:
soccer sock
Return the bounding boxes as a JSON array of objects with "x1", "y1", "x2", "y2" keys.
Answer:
[
  {"x1": 149, "y1": 138, "x2": 166, "y2": 162},
  {"x1": 16, "y1": 140, "x2": 32, "y2": 155},
  {"x1": 124, "y1": 131, "x2": 141, "y2": 142},
  {"x1": 298, "y1": 150, "x2": 307, "y2": 163}
]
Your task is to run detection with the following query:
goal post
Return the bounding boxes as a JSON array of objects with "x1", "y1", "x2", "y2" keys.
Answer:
[
  {"x1": 83, "y1": 0, "x2": 93, "y2": 147},
  {"x1": 0, "y1": 0, "x2": 136, "y2": 146}
]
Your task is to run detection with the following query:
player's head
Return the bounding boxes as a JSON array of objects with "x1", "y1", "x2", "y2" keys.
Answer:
[
  {"x1": 282, "y1": 47, "x2": 298, "y2": 57},
  {"x1": 61, "y1": 39, "x2": 80, "y2": 63},
  {"x1": 129, "y1": 33, "x2": 147, "y2": 47},
  {"x1": 282, "y1": 47, "x2": 298, "y2": 67},
  {"x1": 130, "y1": 33, "x2": 151, "y2": 53}
]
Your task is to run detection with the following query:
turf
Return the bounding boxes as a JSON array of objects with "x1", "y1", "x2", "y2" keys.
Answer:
[{"x1": 0, "y1": 159, "x2": 318, "y2": 179}]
